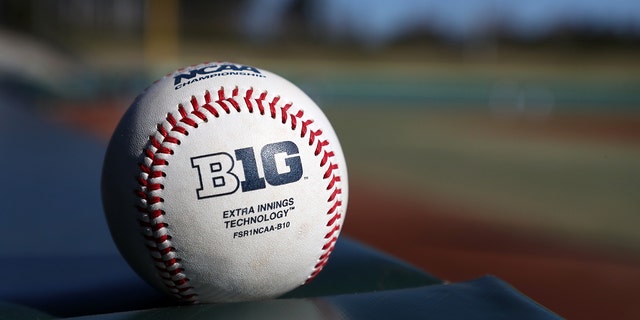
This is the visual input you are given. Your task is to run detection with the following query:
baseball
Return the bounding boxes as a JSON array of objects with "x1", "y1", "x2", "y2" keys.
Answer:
[{"x1": 101, "y1": 62, "x2": 348, "y2": 303}]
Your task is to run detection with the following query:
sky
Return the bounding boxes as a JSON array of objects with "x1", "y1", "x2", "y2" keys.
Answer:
[{"x1": 241, "y1": 0, "x2": 640, "y2": 45}]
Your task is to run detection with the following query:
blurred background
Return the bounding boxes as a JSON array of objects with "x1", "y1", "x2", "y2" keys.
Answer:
[{"x1": 1, "y1": 0, "x2": 639, "y2": 318}]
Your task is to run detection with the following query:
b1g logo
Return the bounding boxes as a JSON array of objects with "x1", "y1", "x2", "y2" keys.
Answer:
[{"x1": 191, "y1": 140, "x2": 303, "y2": 199}]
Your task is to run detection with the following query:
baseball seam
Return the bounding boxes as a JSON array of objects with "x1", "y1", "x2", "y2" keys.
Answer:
[{"x1": 134, "y1": 86, "x2": 344, "y2": 302}]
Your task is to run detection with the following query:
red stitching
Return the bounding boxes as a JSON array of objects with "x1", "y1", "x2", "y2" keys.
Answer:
[
  {"x1": 149, "y1": 171, "x2": 165, "y2": 179},
  {"x1": 228, "y1": 97, "x2": 241, "y2": 112},
  {"x1": 244, "y1": 88, "x2": 254, "y2": 112},
  {"x1": 157, "y1": 124, "x2": 169, "y2": 137},
  {"x1": 281, "y1": 103, "x2": 292, "y2": 124},
  {"x1": 151, "y1": 157, "x2": 168, "y2": 166},
  {"x1": 136, "y1": 101, "x2": 200, "y2": 302},
  {"x1": 140, "y1": 221, "x2": 168, "y2": 231},
  {"x1": 324, "y1": 225, "x2": 340, "y2": 238},
  {"x1": 216, "y1": 100, "x2": 231, "y2": 114},
  {"x1": 323, "y1": 163, "x2": 339, "y2": 179},
  {"x1": 135, "y1": 86, "x2": 344, "y2": 301},
  {"x1": 315, "y1": 140, "x2": 329, "y2": 156},
  {"x1": 147, "y1": 196, "x2": 163, "y2": 205},
  {"x1": 201, "y1": 93, "x2": 219, "y2": 118},
  {"x1": 326, "y1": 175, "x2": 341, "y2": 190},
  {"x1": 300, "y1": 119, "x2": 313, "y2": 138},
  {"x1": 148, "y1": 209, "x2": 164, "y2": 219},
  {"x1": 269, "y1": 96, "x2": 279, "y2": 119},
  {"x1": 320, "y1": 150, "x2": 335, "y2": 167},
  {"x1": 147, "y1": 183, "x2": 163, "y2": 191},
  {"x1": 321, "y1": 237, "x2": 337, "y2": 250},
  {"x1": 139, "y1": 163, "x2": 150, "y2": 173},
  {"x1": 178, "y1": 105, "x2": 198, "y2": 127},
  {"x1": 309, "y1": 129, "x2": 322, "y2": 146},
  {"x1": 256, "y1": 91, "x2": 267, "y2": 115},
  {"x1": 327, "y1": 201, "x2": 342, "y2": 216},
  {"x1": 327, "y1": 188, "x2": 341, "y2": 202},
  {"x1": 191, "y1": 96, "x2": 207, "y2": 122}
]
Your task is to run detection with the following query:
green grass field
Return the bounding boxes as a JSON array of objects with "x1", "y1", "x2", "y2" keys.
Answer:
[
  {"x1": 59, "y1": 38, "x2": 640, "y2": 253},
  {"x1": 324, "y1": 108, "x2": 640, "y2": 250}
]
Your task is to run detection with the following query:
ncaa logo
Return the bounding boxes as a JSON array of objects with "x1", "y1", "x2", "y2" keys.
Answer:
[{"x1": 191, "y1": 140, "x2": 303, "y2": 199}]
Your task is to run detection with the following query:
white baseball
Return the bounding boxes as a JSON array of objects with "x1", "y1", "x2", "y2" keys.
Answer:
[{"x1": 101, "y1": 62, "x2": 348, "y2": 303}]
